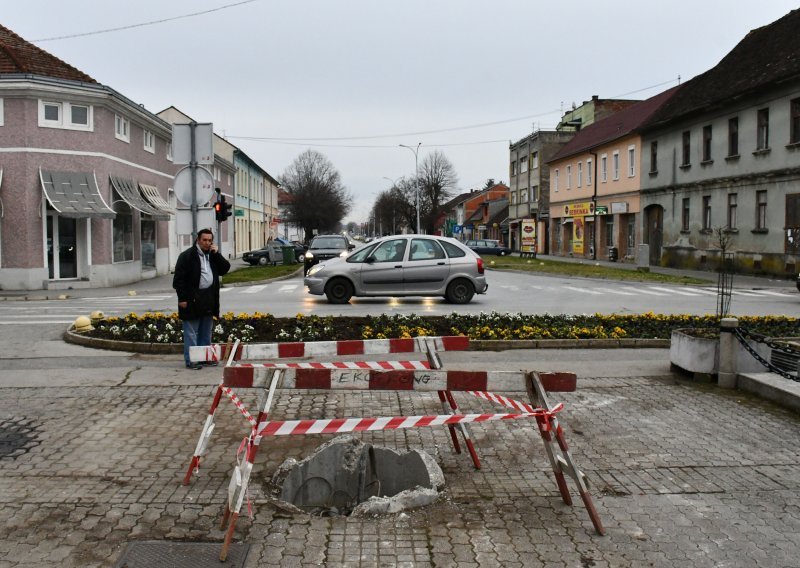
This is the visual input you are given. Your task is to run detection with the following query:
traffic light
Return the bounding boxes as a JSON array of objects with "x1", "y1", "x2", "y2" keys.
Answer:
[
  {"x1": 223, "y1": 198, "x2": 233, "y2": 221},
  {"x1": 214, "y1": 196, "x2": 225, "y2": 222}
]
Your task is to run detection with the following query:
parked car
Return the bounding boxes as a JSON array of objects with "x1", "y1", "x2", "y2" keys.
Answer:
[
  {"x1": 242, "y1": 244, "x2": 280, "y2": 266},
  {"x1": 303, "y1": 234, "x2": 355, "y2": 275},
  {"x1": 274, "y1": 237, "x2": 307, "y2": 262},
  {"x1": 464, "y1": 239, "x2": 512, "y2": 256},
  {"x1": 304, "y1": 235, "x2": 488, "y2": 304}
]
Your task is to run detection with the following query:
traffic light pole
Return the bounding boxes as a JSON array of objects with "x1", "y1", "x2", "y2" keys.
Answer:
[
  {"x1": 190, "y1": 122, "x2": 198, "y2": 240},
  {"x1": 215, "y1": 187, "x2": 222, "y2": 255}
]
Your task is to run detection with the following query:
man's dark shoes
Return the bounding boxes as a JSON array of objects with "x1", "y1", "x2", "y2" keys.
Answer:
[
  {"x1": 200, "y1": 361, "x2": 219, "y2": 367},
  {"x1": 186, "y1": 363, "x2": 203, "y2": 370}
]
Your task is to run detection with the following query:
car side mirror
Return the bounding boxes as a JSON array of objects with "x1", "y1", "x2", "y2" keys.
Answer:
[
  {"x1": 348, "y1": 244, "x2": 355, "y2": 250},
  {"x1": 365, "y1": 256, "x2": 376, "y2": 264}
]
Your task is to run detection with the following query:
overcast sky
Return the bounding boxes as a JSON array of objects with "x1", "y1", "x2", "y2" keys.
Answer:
[{"x1": 4, "y1": 1, "x2": 799, "y2": 224}]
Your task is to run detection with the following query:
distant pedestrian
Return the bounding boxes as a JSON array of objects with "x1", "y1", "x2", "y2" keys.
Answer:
[{"x1": 172, "y1": 229, "x2": 230, "y2": 369}]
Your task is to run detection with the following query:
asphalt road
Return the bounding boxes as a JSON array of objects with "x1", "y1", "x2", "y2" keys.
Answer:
[{"x1": 1, "y1": 268, "x2": 796, "y2": 324}]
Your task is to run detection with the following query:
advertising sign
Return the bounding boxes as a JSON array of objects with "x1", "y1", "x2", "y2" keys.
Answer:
[
  {"x1": 521, "y1": 219, "x2": 536, "y2": 253},
  {"x1": 564, "y1": 201, "x2": 595, "y2": 217},
  {"x1": 573, "y1": 217, "x2": 585, "y2": 255}
]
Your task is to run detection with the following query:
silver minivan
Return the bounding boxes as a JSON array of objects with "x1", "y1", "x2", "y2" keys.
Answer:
[{"x1": 304, "y1": 235, "x2": 488, "y2": 304}]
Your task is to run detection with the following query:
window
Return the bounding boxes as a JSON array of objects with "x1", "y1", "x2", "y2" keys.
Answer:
[
  {"x1": 757, "y1": 108, "x2": 769, "y2": 150},
  {"x1": 554, "y1": 169, "x2": 559, "y2": 192},
  {"x1": 682, "y1": 198, "x2": 690, "y2": 232},
  {"x1": 627, "y1": 215, "x2": 636, "y2": 249},
  {"x1": 728, "y1": 117, "x2": 739, "y2": 156},
  {"x1": 756, "y1": 190, "x2": 767, "y2": 230},
  {"x1": 577, "y1": 162, "x2": 582, "y2": 187},
  {"x1": 0, "y1": 98, "x2": 3, "y2": 126},
  {"x1": 586, "y1": 159, "x2": 592, "y2": 185},
  {"x1": 532, "y1": 185, "x2": 538, "y2": 201},
  {"x1": 650, "y1": 141, "x2": 658, "y2": 173},
  {"x1": 520, "y1": 155, "x2": 528, "y2": 173},
  {"x1": 702, "y1": 125, "x2": 712, "y2": 162},
  {"x1": 520, "y1": 188, "x2": 528, "y2": 203},
  {"x1": 167, "y1": 142, "x2": 173, "y2": 161},
  {"x1": 409, "y1": 238, "x2": 445, "y2": 261},
  {"x1": 605, "y1": 217, "x2": 614, "y2": 246},
  {"x1": 566, "y1": 165, "x2": 572, "y2": 189},
  {"x1": 727, "y1": 194, "x2": 737, "y2": 229},
  {"x1": 510, "y1": 161, "x2": 517, "y2": 176},
  {"x1": 510, "y1": 192, "x2": 516, "y2": 205},
  {"x1": 791, "y1": 99, "x2": 800, "y2": 144},
  {"x1": 681, "y1": 131, "x2": 691, "y2": 166},
  {"x1": 702, "y1": 196, "x2": 712, "y2": 230},
  {"x1": 627, "y1": 145, "x2": 635, "y2": 177},
  {"x1": 38, "y1": 100, "x2": 92, "y2": 130},
  {"x1": 612, "y1": 151, "x2": 620, "y2": 180},
  {"x1": 115, "y1": 115, "x2": 130, "y2": 142},
  {"x1": 600, "y1": 154, "x2": 607, "y2": 182},
  {"x1": 143, "y1": 130, "x2": 155, "y2": 153},
  {"x1": 112, "y1": 193, "x2": 134, "y2": 263},
  {"x1": 532, "y1": 151, "x2": 539, "y2": 169}
]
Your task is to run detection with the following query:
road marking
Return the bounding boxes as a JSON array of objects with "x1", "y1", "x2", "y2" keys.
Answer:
[
  {"x1": 730, "y1": 289, "x2": 765, "y2": 297},
  {"x1": 746, "y1": 289, "x2": 794, "y2": 297},
  {"x1": 243, "y1": 285, "x2": 268, "y2": 294},
  {"x1": 220, "y1": 288, "x2": 232, "y2": 293},
  {"x1": 279, "y1": 284, "x2": 298, "y2": 292},
  {"x1": 565, "y1": 286, "x2": 603, "y2": 295},
  {"x1": 648, "y1": 286, "x2": 702, "y2": 296},
  {"x1": 593, "y1": 287, "x2": 637, "y2": 296},
  {"x1": 691, "y1": 288, "x2": 721, "y2": 295},
  {"x1": 621, "y1": 287, "x2": 667, "y2": 296},
  {"x1": 0, "y1": 320, "x2": 74, "y2": 324}
]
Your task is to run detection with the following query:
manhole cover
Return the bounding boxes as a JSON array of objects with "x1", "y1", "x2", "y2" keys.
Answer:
[
  {"x1": 0, "y1": 418, "x2": 40, "y2": 459},
  {"x1": 271, "y1": 435, "x2": 444, "y2": 516},
  {"x1": 115, "y1": 541, "x2": 250, "y2": 567}
]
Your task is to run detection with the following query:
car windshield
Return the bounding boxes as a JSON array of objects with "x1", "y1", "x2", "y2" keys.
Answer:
[{"x1": 310, "y1": 237, "x2": 346, "y2": 250}]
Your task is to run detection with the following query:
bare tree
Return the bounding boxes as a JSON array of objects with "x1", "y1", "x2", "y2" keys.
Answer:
[
  {"x1": 373, "y1": 184, "x2": 407, "y2": 235},
  {"x1": 418, "y1": 150, "x2": 458, "y2": 234},
  {"x1": 280, "y1": 149, "x2": 352, "y2": 242}
]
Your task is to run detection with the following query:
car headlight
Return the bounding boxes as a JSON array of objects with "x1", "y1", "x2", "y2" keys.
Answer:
[
  {"x1": 307, "y1": 264, "x2": 325, "y2": 276},
  {"x1": 305, "y1": 251, "x2": 314, "y2": 260}
]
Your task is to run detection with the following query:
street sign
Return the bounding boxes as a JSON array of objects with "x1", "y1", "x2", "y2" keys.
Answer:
[
  {"x1": 452, "y1": 225, "x2": 462, "y2": 234},
  {"x1": 173, "y1": 165, "x2": 215, "y2": 206},
  {"x1": 595, "y1": 205, "x2": 608, "y2": 215},
  {"x1": 172, "y1": 123, "x2": 214, "y2": 165}
]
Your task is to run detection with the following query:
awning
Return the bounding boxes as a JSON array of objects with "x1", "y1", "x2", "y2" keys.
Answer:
[
  {"x1": 110, "y1": 176, "x2": 170, "y2": 220},
  {"x1": 40, "y1": 169, "x2": 115, "y2": 219},
  {"x1": 139, "y1": 183, "x2": 175, "y2": 217}
]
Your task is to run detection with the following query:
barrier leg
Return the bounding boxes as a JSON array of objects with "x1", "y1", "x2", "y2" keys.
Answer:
[
  {"x1": 183, "y1": 384, "x2": 224, "y2": 485},
  {"x1": 445, "y1": 391, "x2": 481, "y2": 469},
  {"x1": 527, "y1": 372, "x2": 605, "y2": 535},
  {"x1": 437, "y1": 391, "x2": 462, "y2": 454}
]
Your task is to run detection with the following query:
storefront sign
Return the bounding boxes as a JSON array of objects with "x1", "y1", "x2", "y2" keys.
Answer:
[
  {"x1": 572, "y1": 217, "x2": 585, "y2": 255},
  {"x1": 611, "y1": 201, "x2": 629, "y2": 214},
  {"x1": 521, "y1": 218, "x2": 536, "y2": 253},
  {"x1": 595, "y1": 205, "x2": 608, "y2": 215},
  {"x1": 564, "y1": 201, "x2": 595, "y2": 217}
]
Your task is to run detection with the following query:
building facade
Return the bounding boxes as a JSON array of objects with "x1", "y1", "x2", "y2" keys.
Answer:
[
  {"x1": 639, "y1": 9, "x2": 800, "y2": 276},
  {"x1": 0, "y1": 25, "x2": 176, "y2": 290}
]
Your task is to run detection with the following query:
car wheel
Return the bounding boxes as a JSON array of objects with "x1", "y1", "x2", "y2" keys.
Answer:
[
  {"x1": 445, "y1": 278, "x2": 475, "y2": 304},
  {"x1": 325, "y1": 278, "x2": 353, "y2": 304},
  {"x1": 257, "y1": 256, "x2": 268, "y2": 266}
]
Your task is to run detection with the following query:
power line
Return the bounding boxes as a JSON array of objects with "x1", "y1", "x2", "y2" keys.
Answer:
[{"x1": 31, "y1": 0, "x2": 261, "y2": 42}]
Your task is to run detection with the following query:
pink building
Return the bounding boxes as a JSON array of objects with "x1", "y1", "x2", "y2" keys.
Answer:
[{"x1": 0, "y1": 25, "x2": 176, "y2": 290}]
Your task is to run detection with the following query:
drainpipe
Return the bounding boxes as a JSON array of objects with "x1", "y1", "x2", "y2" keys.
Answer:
[{"x1": 588, "y1": 149, "x2": 598, "y2": 260}]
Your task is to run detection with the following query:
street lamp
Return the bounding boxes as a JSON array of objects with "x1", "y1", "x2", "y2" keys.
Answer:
[{"x1": 399, "y1": 143, "x2": 421, "y2": 234}]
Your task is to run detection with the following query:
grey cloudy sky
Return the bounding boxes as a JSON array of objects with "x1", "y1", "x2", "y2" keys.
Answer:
[{"x1": 5, "y1": 0, "x2": 799, "y2": 224}]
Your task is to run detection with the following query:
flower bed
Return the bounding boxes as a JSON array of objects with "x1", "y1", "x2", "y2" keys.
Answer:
[{"x1": 82, "y1": 312, "x2": 800, "y2": 344}]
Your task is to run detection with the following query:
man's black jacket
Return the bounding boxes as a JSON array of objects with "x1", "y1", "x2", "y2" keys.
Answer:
[{"x1": 172, "y1": 245, "x2": 231, "y2": 320}]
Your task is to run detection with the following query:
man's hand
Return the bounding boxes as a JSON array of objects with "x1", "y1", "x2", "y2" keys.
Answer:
[
  {"x1": 178, "y1": 301, "x2": 188, "y2": 308},
  {"x1": 209, "y1": 244, "x2": 219, "y2": 254}
]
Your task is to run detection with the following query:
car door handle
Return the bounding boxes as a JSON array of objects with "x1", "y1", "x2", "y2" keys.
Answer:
[
  {"x1": 394, "y1": 265, "x2": 403, "y2": 268},
  {"x1": 437, "y1": 262, "x2": 445, "y2": 265}
]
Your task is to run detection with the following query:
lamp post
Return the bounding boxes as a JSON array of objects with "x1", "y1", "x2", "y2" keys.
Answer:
[{"x1": 399, "y1": 143, "x2": 421, "y2": 233}]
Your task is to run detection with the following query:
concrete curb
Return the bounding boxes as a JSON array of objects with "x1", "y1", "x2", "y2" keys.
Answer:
[
  {"x1": 222, "y1": 266, "x2": 303, "y2": 288},
  {"x1": 62, "y1": 327, "x2": 670, "y2": 354}
]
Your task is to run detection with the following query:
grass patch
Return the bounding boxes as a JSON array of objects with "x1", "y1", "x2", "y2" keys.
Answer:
[
  {"x1": 223, "y1": 263, "x2": 301, "y2": 284},
  {"x1": 486, "y1": 256, "x2": 710, "y2": 285}
]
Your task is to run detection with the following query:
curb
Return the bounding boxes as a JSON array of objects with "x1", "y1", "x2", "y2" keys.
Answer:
[
  {"x1": 63, "y1": 327, "x2": 670, "y2": 354},
  {"x1": 222, "y1": 266, "x2": 303, "y2": 288}
]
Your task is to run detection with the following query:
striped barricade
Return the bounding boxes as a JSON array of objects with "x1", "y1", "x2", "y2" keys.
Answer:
[{"x1": 182, "y1": 337, "x2": 603, "y2": 561}]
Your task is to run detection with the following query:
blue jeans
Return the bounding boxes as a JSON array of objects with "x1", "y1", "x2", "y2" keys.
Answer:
[{"x1": 183, "y1": 316, "x2": 214, "y2": 366}]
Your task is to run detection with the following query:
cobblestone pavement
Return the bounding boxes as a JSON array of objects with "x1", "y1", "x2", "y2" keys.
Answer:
[{"x1": 1, "y1": 374, "x2": 800, "y2": 567}]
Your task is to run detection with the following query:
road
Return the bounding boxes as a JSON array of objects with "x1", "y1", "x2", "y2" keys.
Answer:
[{"x1": 0, "y1": 268, "x2": 796, "y2": 324}]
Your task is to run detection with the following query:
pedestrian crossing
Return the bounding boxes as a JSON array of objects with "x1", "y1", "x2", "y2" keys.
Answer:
[{"x1": 0, "y1": 282, "x2": 794, "y2": 324}]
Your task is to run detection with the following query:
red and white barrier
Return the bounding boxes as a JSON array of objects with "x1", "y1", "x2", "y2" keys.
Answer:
[
  {"x1": 221, "y1": 367, "x2": 577, "y2": 392},
  {"x1": 190, "y1": 335, "x2": 470, "y2": 363},
  {"x1": 237, "y1": 359, "x2": 431, "y2": 371}
]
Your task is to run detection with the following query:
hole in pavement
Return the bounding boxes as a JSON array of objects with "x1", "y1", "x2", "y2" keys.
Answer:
[
  {"x1": 270, "y1": 435, "x2": 444, "y2": 516},
  {"x1": 0, "y1": 418, "x2": 41, "y2": 460}
]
